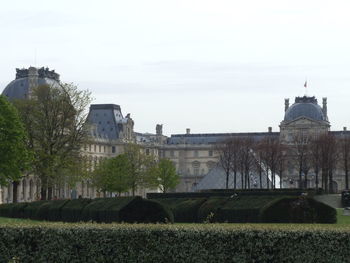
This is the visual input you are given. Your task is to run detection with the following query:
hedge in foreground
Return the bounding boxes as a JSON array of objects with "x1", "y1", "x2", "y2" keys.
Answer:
[{"x1": 0, "y1": 224, "x2": 349, "y2": 262}]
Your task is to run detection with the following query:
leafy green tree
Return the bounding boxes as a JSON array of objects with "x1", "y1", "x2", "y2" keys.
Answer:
[
  {"x1": 123, "y1": 143, "x2": 157, "y2": 196},
  {"x1": 92, "y1": 154, "x2": 132, "y2": 196},
  {"x1": 0, "y1": 95, "x2": 31, "y2": 202},
  {"x1": 149, "y1": 159, "x2": 180, "y2": 193},
  {"x1": 14, "y1": 83, "x2": 91, "y2": 200}
]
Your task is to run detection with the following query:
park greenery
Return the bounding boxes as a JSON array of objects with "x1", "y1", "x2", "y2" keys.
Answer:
[
  {"x1": 91, "y1": 144, "x2": 180, "y2": 196},
  {"x1": 0, "y1": 95, "x2": 31, "y2": 199},
  {"x1": 13, "y1": 84, "x2": 92, "y2": 200}
]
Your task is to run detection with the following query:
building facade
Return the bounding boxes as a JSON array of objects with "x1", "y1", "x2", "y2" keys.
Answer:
[{"x1": 1, "y1": 66, "x2": 349, "y2": 202}]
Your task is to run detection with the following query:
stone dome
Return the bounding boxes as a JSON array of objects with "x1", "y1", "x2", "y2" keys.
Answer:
[
  {"x1": 284, "y1": 96, "x2": 326, "y2": 122},
  {"x1": 2, "y1": 67, "x2": 60, "y2": 100}
]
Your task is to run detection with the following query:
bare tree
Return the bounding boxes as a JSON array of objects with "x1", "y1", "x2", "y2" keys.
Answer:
[
  {"x1": 276, "y1": 143, "x2": 288, "y2": 189},
  {"x1": 310, "y1": 136, "x2": 322, "y2": 190},
  {"x1": 216, "y1": 137, "x2": 241, "y2": 189},
  {"x1": 339, "y1": 134, "x2": 350, "y2": 190},
  {"x1": 237, "y1": 137, "x2": 255, "y2": 189},
  {"x1": 318, "y1": 133, "x2": 339, "y2": 193},
  {"x1": 292, "y1": 133, "x2": 312, "y2": 189},
  {"x1": 259, "y1": 135, "x2": 280, "y2": 189},
  {"x1": 253, "y1": 142, "x2": 265, "y2": 189}
]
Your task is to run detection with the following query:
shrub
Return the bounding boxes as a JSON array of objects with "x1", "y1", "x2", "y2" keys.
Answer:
[
  {"x1": 36, "y1": 200, "x2": 70, "y2": 221},
  {"x1": 0, "y1": 203, "x2": 16, "y2": 218},
  {"x1": 7, "y1": 203, "x2": 28, "y2": 218},
  {"x1": 22, "y1": 201, "x2": 49, "y2": 220},
  {"x1": 156, "y1": 198, "x2": 207, "y2": 222},
  {"x1": 261, "y1": 196, "x2": 337, "y2": 223},
  {"x1": 215, "y1": 195, "x2": 286, "y2": 223},
  {"x1": 81, "y1": 197, "x2": 174, "y2": 223},
  {"x1": 60, "y1": 198, "x2": 92, "y2": 222},
  {"x1": 197, "y1": 197, "x2": 229, "y2": 222},
  {"x1": 0, "y1": 225, "x2": 349, "y2": 262},
  {"x1": 120, "y1": 198, "x2": 174, "y2": 223}
]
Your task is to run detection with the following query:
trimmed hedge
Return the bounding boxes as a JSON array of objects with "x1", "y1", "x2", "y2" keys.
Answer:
[
  {"x1": 0, "y1": 198, "x2": 173, "y2": 223},
  {"x1": 261, "y1": 196, "x2": 337, "y2": 223},
  {"x1": 81, "y1": 197, "x2": 173, "y2": 223},
  {"x1": 22, "y1": 201, "x2": 49, "y2": 220},
  {"x1": 147, "y1": 189, "x2": 314, "y2": 199},
  {"x1": 156, "y1": 198, "x2": 207, "y2": 222},
  {"x1": 0, "y1": 224, "x2": 349, "y2": 262},
  {"x1": 60, "y1": 198, "x2": 92, "y2": 222}
]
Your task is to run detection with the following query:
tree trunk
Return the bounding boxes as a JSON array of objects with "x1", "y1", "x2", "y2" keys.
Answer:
[
  {"x1": 315, "y1": 170, "x2": 319, "y2": 190},
  {"x1": 241, "y1": 171, "x2": 244, "y2": 189},
  {"x1": 47, "y1": 186, "x2": 53, "y2": 200},
  {"x1": 266, "y1": 168, "x2": 269, "y2": 189},
  {"x1": 225, "y1": 170, "x2": 229, "y2": 189},
  {"x1": 304, "y1": 172, "x2": 308, "y2": 189},
  {"x1": 259, "y1": 167, "x2": 262, "y2": 189},
  {"x1": 346, "y1": 169, "x2": 349, "y2": 190},
  {"x1": 234, "y1": 171, "x2": 237, "y2": 190},
  {"x1": 329, "y1": 170, "x2": 334, "y2": 194},
  {"x1": 12, "y1": 181, "x2": 18, "y2": 203},
  {"x1": 279, "y1": 171, "x2": 282, "y2": 189}
]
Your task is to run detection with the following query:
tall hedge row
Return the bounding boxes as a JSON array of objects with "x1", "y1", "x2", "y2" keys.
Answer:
[
  {"x1": 0, "y1": 197, "x2": 173, "y2": 223},
  {"x1": 154, "y1": 195, "x2": 336, "y2": 223},
  {"x1": 0, "y1": 225, "x2": 348, "y2": 262}
]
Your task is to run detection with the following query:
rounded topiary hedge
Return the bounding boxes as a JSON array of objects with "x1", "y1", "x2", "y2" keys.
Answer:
[
  {"x1": 155, "y1": 198, "x2": 207, "y2": 223},
  {"x1": 260, "y1": 196, "x2": 337, "y2": 223},
  {"x1": 0, "y1": 197, "x2": 174, "y2": 223}
]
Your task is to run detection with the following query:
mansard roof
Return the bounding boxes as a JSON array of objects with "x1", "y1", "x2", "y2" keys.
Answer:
[{"x1": 167, "y1": 132, "x2": 279, "y2": 145}]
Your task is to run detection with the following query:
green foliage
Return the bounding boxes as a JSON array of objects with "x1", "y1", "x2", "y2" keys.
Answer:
[
  {"x1": 156, "y1": 198, "x2": 207, "y2": 222},
  {"x1": 13, "y1": 84, "x2": 92, "y2": 200},
  {"x1": 216, "y1": 195, "x2": 286, "y2": 223},
  {"x1": 92, "y1": 154, "x2": 132, "y2": 195},
  {"x1": 22, "y1": 201, "x2": 49, "y2": 220},
  {"x1": 0, "y1": 224, "x2": 350, "y2": 262},
  {"x1": 197, "y1": 197, "x2": 229, "y2": 222},
  {"x1": 123, "y1": 143, "x2": 157, "y2": 196},
  {"x1": 60, "y1": 198, "x2": 92, "y2": 222},
  {"x1": 261, "y1": 196, "x2": 337, "y2": 223},
  {"x1": 0, "y1": 95, "x2": 31, "y2": 184},
  {"x1": 36, "y1": 200, "x2": 70, "y2": 221},
  {"x1": 148, "y1": 158, "x2": 180, "y2": 193}
]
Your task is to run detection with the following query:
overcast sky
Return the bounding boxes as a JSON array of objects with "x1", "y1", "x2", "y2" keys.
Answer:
[{"x1": 1, "y1": 0, "x2": 350, "y2": 135}]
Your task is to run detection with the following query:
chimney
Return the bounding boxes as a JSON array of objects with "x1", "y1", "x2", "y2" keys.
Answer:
[
  {"x1": 186, "y1": 128, "x2": 190, "y2": 135},
  {"x1": 284, "y1": 98, "x2": 289, "y2": 112},
  {"x1": 268, "y1": 127, "x2": 272, "y2": 133},
  {"x1": 344, "y1": 127, "x2": 347, "y2": 131},
  {"x1": 322, "y1": 97, "x2": 327, "y2": 118}
]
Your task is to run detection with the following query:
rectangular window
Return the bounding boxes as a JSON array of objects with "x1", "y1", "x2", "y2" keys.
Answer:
[
  {"x1": 170, "y1": 150, "x2": 174, "y2": 158},
  {"x1": 99, "y1": 145, "x2": 101, "y2": 152},
  {"x1": 209, "y1": 150, "x2": 213, "y2": 157},
  {"x1": 112, "y1": 146, "x2": 116, "y2": 153},
  {"x1": 94, "y1": 145, "x2": 96, "y2": 152},
  {"x1": 146, "y1": 149, "x2": 150, "y2": 155},
  {"x1": 194, "y1": 150, "x2": 199, "y2": 158}
]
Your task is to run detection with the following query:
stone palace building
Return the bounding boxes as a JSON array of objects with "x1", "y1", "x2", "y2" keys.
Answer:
[{"x1": 1, "y1": 66, "x2": 349, "y2": 203}]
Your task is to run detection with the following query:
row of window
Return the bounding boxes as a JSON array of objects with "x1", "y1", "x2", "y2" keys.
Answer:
[
  {"x1": 84, "y1": 144, "x2": 116, "y2": 154},
  {"x1": 167, "y1": 150, "x2": 213, "y2": 158}
]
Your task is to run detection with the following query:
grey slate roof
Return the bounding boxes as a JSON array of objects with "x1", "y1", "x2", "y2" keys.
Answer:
[
  {"x1": 2, "y1": 77, "x2": 59, "y2": 100},
  {"x1": 86, "y1": 104, "x2": 125, "y2": 140},
  {"x1": 284, "y1": 96, "x2": 326, "y2": 122},
  {"x1": 167, "y1": 132, "x2": 279, "y2": 145}
]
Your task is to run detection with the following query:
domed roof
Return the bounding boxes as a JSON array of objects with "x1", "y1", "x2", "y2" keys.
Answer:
[
  {"x1": 2, "y1": 67, "x2": 60, "y2": 100},
  {"x1": 284, "y1": 96, "x2": 326, "y2": 122}
]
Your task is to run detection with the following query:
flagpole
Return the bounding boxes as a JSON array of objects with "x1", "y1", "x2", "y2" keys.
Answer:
[{"x1": 304, "y1": 80, "x2": 307, "y2": 96}]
